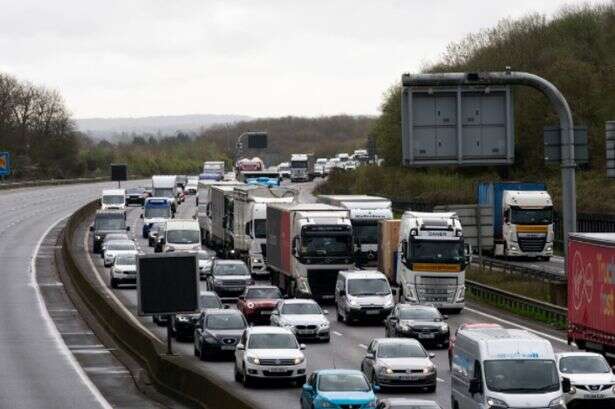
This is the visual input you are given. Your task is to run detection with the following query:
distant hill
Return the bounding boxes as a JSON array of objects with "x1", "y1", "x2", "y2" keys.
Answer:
[{"x1": 75, "y1": 114, "x2": 251, "y2": 141}]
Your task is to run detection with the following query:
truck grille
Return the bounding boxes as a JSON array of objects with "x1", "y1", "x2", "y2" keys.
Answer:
[
  {"x1": 517, "y1": 237, "x2": 546, "y2": 252},
  {"x1": 258, "y1": 358, "x2": 296, "y2": 366}
]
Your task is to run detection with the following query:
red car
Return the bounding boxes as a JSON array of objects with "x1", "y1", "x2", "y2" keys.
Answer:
[
  {"x1": 237, "y1": 285, "x2": 283, "y2": 324},
  {"x1": 449, "y1": 323, "x2": 502, "y2": 367}
]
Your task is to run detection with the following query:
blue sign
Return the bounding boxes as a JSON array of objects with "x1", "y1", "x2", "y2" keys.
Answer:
[{"x1": 0, "y1": 152, "x2": 10, "y2": 176}]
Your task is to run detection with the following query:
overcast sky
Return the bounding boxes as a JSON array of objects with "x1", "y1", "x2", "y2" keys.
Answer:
[{"x1": 0, "y1": 0, "x2": 600, "y2": 118}]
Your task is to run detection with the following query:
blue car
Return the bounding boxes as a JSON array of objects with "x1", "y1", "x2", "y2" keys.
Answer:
[{"x1": 300, "y1": 369, "x2": 379, "y2": 409}]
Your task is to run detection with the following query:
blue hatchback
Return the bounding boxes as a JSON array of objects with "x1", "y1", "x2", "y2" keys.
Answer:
[{"x1": 300, "y1": 369, "x2": 379, "y2": 409}]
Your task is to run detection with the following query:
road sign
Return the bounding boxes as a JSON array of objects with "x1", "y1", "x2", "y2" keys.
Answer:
[
  {"x1": 247, "y1": 132, "x2": 268, "y2": 149},
  {"x1": 110, "y1": 164, "x2": 127, "y2": 181},
  {"x1": 607, "y1": 122, "x2": 615, "y2": 178},
  {"x1": 544, "y1": 126, "x2": 588, "y2": 164},
  {"x1": 0, "y1": 152, "x2": 10, "y2": 176}
]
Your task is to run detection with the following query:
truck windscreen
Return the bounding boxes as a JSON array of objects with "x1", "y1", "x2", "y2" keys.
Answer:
[
  {"x1": 409, "y1": 240, "x2": 464, "y2": 263},
  {"x1": 353, "y1": 223, "x2": 378, "y2": 244},
  {"x1": 291, "y1": 161, "x2": 307, "y2": 168},
  {"x1": 153, "y1": 188, "x2": 174, "y2": 198},
  {"x1": 95, "y1": 217, "x2": 125, "y2": 231},
  {"x1": 254, "y1": 219, "x2": 267, "y2": 239},
  {"x1": 301, "y1": 235, "x2": 352, "y2": 257},
  {"x1": 166, "y1": 230, "x2": 200, "y2": 244},
  {"x1": 511, "y1": 207, "x2": 553, "y2": 225},
  {"x1": 484, "y1": 359, "x2": 559, "y2": 393}
]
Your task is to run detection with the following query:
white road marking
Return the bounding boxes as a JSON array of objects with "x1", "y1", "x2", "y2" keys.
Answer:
[
  {"x1": 71, "y1": 349, "x2": 113, "y2": 355},
  {"x1": 83, "y1": 367, "x2": 130, "y2": 375},
  {"x1": 333, "y1": 331, "x2": 343, "y2": 336},
  {"x1": 30, "y1": 215, "x2": 113, "y2": 409},
  {"x1": 358, "y1": 344, "x2": 368, "y2": 349},
  {"x1": 465, "y1": 307, "x2": 571, "y2": 345},
  {"x1": 437, "y1": 377, "x2": 445, "y2": 383}
]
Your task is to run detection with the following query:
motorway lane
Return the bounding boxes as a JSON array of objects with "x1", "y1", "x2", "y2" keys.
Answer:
[
  {"x1": 83, "y1": 190, "x2": 577, "y2": 409},
  {"x1": 0, "y1": 182, "x2": 143, "y2": 409}
]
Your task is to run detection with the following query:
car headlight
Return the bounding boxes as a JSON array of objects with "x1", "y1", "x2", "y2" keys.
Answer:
[
  {"x1": 251, "y1": 257, "x2": 261, "y2": 264},
  {"x1": 423, "y1": 365, "x2": 435, "y2": 374},
  {"x1": 320, "y1": 321, "x2": 330, "y2": 328},
  {"x1": 348, "y1": 298, "x2": 360, "y2": 308},
  {"x1": 247, "y1": 302, "x2": 255, "y2": 309},
  {"x1": 379, "y1": 366, "x2": 393, "y2": 375},
  {"x1": 95, "y1": 235, "x2": 102, "y2": 240},
  {"x1": 548, "y1": 397, "x2": 565, "y2": 409},
  {"x1": 440, "y1": 323, "x2": 449, "y2": 333},
  {"x1": 316, "y1": 399, "x2": 334, "y2": 408},
  {"x1": 177, "y1": 315, "x2": 189, "y2": 322},
  {"x1": 247, "y1": 356, "x2": 260, "y2": 365},
  {"x1": 398, "y1": 324, "x2": 410, "y2": 332},
  {"x1": 293, "y1": 357, "x2": 304, "y2": 365},
  {"x1": 204, "y1": 336, "x2": 217, "y2": 344},
  {"x1": 569, "y1": 386, "x2": 577, "y2": 394},
  {"x1": 486, "y1": 397, "x2": 508, "y2": 409},
  {"x1": 166, "y1": 247, "x2": 175, "y2": 252},
  {"x1": 213, "y1": 279, "x2": 224, "y2": 285}
]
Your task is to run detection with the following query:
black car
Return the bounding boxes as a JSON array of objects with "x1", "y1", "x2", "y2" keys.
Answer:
[
  {"x1": 193, "y1": 308, "x2": 247, "y2": 360},
  {"x1": 384, "y1": 305, "x2": 449, "y2": 348},
  {"x1": 148, "y1": 222, "x2": 166, "y2": 247},
  {"x1": 171, "y1": 291, "x2": 225, "y2": 340},
  {"x1": 126, "y1": 187, "x2": 147, "y2": 206},
  {"x1": 90, "y1": 210, "x2": 129, "y2": 253}
]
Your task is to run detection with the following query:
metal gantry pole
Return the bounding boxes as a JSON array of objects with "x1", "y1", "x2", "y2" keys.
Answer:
[{"x1": 402, "y1": 71, "x2": 577, "y2": 269}]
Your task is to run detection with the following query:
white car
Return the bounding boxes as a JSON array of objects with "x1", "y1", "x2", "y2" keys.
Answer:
[
  {"x1": 270, "y1": 299, "x2": 330, "y2": 342},
  {"x1": 109, "y1": 254, "x2": 137, "y2": 288},
  {"x1": 557, "y1": 352, "x2": 615, "y2": 407},
  {"x1": 103, "y1": 240, "x2": 138, "y2": 267},
  {"x1": 100, "y1": 233, "x2": 130, "y2": 256},
  {"x1": 234, "y1": 326, "x2": 306, "y2": 387},
  {"x1": 185, "y1": 177, "x2": 199, "y2": 195}
]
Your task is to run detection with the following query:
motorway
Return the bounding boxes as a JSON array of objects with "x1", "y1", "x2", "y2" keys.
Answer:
[
  {"x1": 78, "y1": 180, "x2": 576, "y2": 409},
  {"x1": 0, "y1": 182, "x2": 145, "y2": 409}
]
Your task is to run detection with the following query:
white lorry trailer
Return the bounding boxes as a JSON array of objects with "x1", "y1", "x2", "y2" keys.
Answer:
[
  {"x1": 267, "y1": 203, "x2": 354, "y2": 301},
  {"x1": 396, "y1": 211, "x2": 466, "y2": 312},
  {"x1": 227, "y1": 185, "x2": 298, "y2": 275},
  {"x1": 197, "y1": 180, "x2": 244, "y2": 246},
  {"x1": 151, "y1": 175, "x2": 178, "y2": 213},
  {"x1": 317, "y1": 195, "x2": 392, "y2": 266}
]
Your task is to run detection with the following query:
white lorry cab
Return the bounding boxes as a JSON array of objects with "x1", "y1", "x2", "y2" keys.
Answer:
[
  {"x1": 451, "y1": 328, "x2": 567, "y2": 409},
  {"x1": 101, "y1": 189, "x2": 126, "y2": 211},
  {"x1": 151, "y1": 175, "x2": 178, "y2": 212},
  {"x1": 141, "y1": 197, "x2": 172, "y2": 238},
  {"x1": 396, "y1": 211, "x2": 466, "y2": 311},
  {"x1": 161, "y1": 219, "x2": 201, "y2": 253},
  {"x1": 314, "y1": 158, "x2": 328, "y2": 178},
  {"x1": 290, "y1": 153, "x2": 311, "y2": 182},
  {"x1": 317, "y1": 195, "x2": 392, "y2": 266}
]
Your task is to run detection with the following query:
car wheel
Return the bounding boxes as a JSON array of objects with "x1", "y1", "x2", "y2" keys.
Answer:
[
  {"x1": 242, "y1": 365, "x2": 253, "y2": 387},
  {"x1": 199, "y1": 344, "x2": 207, "y2": 361},
  {"x1": 234, "y1": 363, "x2": 242, "y2": 382}
]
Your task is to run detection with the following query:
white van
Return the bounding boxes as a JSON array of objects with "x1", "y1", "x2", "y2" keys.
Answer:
[
  {"x1": 162, "y1": 219, "x2": 201, "y2": 252},
  {"x1": 101, "y1": 189, "x2": 126, "y2": 211},
  {"x1": 451, "y1": 328, "x2": 568, "y2": 409},
  {"x1": 335, "y1": 270, "x2": 394, "y2": 324}
]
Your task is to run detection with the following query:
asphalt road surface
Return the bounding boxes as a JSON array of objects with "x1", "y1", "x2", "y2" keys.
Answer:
[
  {"x1": 80, "y1": 180, "x2": 576, "y2": 409},
  {"x1": 0, "y1": 181, "x2": 144, "y2": 409}
]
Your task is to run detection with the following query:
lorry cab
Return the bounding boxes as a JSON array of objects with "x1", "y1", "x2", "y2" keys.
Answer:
[
  {"x1": 161, "y1": 219, "x2": 201, "y2": 252},
  {"x1": 202, "y1": 161, "x2": 225, "y2": 181},
  {"x1": 335, "y1": 270, "x2": 394, "y2": 323},
  {"x1": 101, "y1": 189, "x2": 126, "y2": 211},
  {"x1": 451, "y1": 328, "x2": 567, "y2": 409},
  {"x1": 151, "y1": 175, "x2": 178, "y2": 212},
  {"x1": 141, "y1": 197, "x2": 173, "y2": 238},
  {"x1": 290, "y1": 154, "x2": 310, "y2": 182},
  {"x1": 396, "y1": 211, "x2": 466, "y2": 311}
]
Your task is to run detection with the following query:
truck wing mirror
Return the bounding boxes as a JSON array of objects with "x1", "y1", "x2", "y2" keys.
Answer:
[
  {"x1": 126, "y1": 226, "x2": 130, "y2": 231},
  {"x1": 469, "y1": 378, "x2": 482, "y2": 395},
  {"x1": 140, "y1": 214, "x2": 143, "y2": 219},
  {"x1": 89, "y1": 225, "x2": 94, "y2": 232},
  {"x1": 562, "y1": 377, "x2": 571, "y2": 393}
]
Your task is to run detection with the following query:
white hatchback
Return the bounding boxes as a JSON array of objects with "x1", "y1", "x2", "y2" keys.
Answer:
[
  {"x1": 557, "y1": 352, "x2": 615, "y2": 407},
  {"x1": 234, "y1": 326, "x2": 306, "y2": 387}
]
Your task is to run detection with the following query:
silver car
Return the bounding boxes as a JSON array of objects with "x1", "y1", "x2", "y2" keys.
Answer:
[
  {"x1": 100, "y1": 233, "x2": 130, "y2": 256},
  {"x1": 361, "y1": 338, "x2": 436, "y2": 392},
  {"x1": 103, "y1": 240, "x2": 138, "y2": 267},
  {"x1": 270, "y1": 299, "x2": 330, "y2": 342}
]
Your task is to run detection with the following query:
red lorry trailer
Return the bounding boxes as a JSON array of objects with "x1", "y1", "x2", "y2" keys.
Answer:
[{"x1": 568, "y1": 233, "x2": 615, "y2": 353}]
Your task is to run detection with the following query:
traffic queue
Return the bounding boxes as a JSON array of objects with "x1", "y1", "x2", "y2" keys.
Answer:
[{"x1": 88, "y1": 162, "x2": 615, "y2": 409}]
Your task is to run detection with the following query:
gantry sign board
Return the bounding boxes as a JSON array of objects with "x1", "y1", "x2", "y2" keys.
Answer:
[
  {"x1": 433, "y1": 204, "x2": 494, "y2": 250},
  {"x1": 247, "y1": 131, "x2": 268, "y2": 149},
  {"x1": 401, "y1": 84, "x2": 514, "y2": 166},
  {"x1": 110, "y1": 163, "x2": 128, "y2": 181},
  {"x1": 137, "y1": 253, "x2": 199, "y2": 316}
]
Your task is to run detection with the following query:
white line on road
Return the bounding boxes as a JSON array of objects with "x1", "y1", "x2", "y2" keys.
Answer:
[
  {"x1": 437, "y1": 378, "x2": 445, "y2": 383},
  {"x1": 358, "y1": 344, "x2": 368, "y2": 349},
  {"x1": 31, "y1": 215, "x2": 113, "y2": 409},
  {"x1": 333, "y1": 331, "x2": 343, "y2": 336}
]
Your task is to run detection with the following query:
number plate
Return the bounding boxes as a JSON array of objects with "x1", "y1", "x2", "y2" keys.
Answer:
[
  {"x1": 297, "y1": 330, "x2": 315, "y2": 335},
  {"x1": 261, "y1": 310, "x2": 272, "y2": 315},
  {"x1": 399, "y1": 375, "x2": 419, "y2": 380},
  {"x1": 221, "y1": 345, "x2": 235, "y2": 351},
  {"x1": 585, "y1": 394, "x2": 604, "y2": 399},
  {"x1": 365, "y1": 310, "x2": 380, "y2": 315},
  {"x1": 418, "y1": 333, "x2": 435, "y2": 339},
  {"x1": 268, "y1": 367, "x2": 288, "y2": 373}
]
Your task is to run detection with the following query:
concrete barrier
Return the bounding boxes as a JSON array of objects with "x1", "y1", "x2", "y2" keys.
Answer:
[
  {"x1": 58, "y1": 200, "x2": 256, "y2": 409},
  {"x1": 0, "y1": 177, "x2": 110, "y2": 190}
]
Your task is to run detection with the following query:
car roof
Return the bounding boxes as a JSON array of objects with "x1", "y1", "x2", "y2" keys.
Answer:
[
  {"x1": 199, "y1": 291, "x2": 218, "y2": 296},
  {"x1": 557, "y1": 352, "x2": 605, "y2": 358},
  {"x1": 214, "y1": 259, "x2": 245, "y2": 265},
  {"x1": 380, "y1": 398, "x2": 440, "y2": 406},
  {"x1": 106, "y1": 240, "x2": 135, "y2": 245},
  {"x1": 246, "y1": 326, "x2": 293, "y2": 335},
  {"x1": 398, "y1": 304, "x2": 439, "y2": 312},
  {"x1": 373, "y1": 338, "x2": 422, "y2": 346},
  {"x1": 246, "y1": 285, "x2": 279, "y2": 290},
  {"x1": 203, "y1": 308, "x2": 240, "y2": 316},
  {"x1": 104, "y1": 234, "x2": 129, "y2": 239},
  {"x1": 460, "y1": 323, "x2": 502, "y2": 330},
  {"x1": 339, "y1": 270, "x2": 387, "y2": 280},
  {"x1": 281, "y1": 298, "x2": 318, "y2": 305},
  {"x1": 317, "y1": 369, "x2": 364, "y2": 376}
]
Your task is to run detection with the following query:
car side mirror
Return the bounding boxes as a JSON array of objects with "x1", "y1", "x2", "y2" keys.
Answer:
[
  {"x1": 442, "y1": 315, "x2": 449, "y2": 320},
  {"x1": 322, "y1": 309, "x2": 329, "y2": 315},
  {"x1": 562, "y1": 377, "x2": 571, "y2": 393},
  {"x1": 236, "y1": 344, "x2": 245, "y2": 351},
  {"x1": 223, "y1": 304, "x2": 230, "y2": 309},
  {"x1": 429, "y1": 353, "x2": 435, "y2": 359},
  {"x1": 365, "y1": 352, "x2": 375, "y2": 360},
  {"x1": 302, "y1": 384, "x2": 313, "y2": 393},
  {"x1": 89, "y1": 226, "x2": 94, "y2": 232},
  {"x1": 300, "y1": 344, "x2": 306, "y2": 350},
  {"x1": 372, "y1": 384, "x2": 380, "y2": 392},
  {"x1": 469, "y1": 378, "x2": 482, "y2": 395},
  {"x1": 140, "y1": 214, "x2": 143, "y2": 219}
]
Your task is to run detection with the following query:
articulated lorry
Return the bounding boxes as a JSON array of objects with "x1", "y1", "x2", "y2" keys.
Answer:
[
  {"x1": 477, "y1": 182, "x2": 554, "y2": 259},
  {"x1": 317, "y1": 195, "x2": 393, "y2": 266},
  {"x1": 567, "y1": 233, "x2": 615, "y2": 354},
  {"x1": 393, "y1": 211, "x2": 467, "y2": 312},
  {"x1": 290, "y1": 154, "x2": 314, "y2": 182},
  {"x1": 227, "y1": 185, "x2": 298, "y2": 275},
  {"x1": 197, "y1": 180, "x2": 244, "y2": 246},
  {"x1": 151, "y1": 175, "x2": 178, "y2": 213},
  {"x1": 267, "y1": 203, "x2": 354, "y2": 300},
  {"x1": 202, "y1": 161, "x2": 225, "y2": 181}
]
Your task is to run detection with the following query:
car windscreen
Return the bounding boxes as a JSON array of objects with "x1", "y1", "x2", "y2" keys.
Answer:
[
  {"x1": 377, "y1": 343, "x2": 426, "y2": 358},
  {"x1": 127, "y1": 188, "x2": 144, "y2": 195},
  {"x1": 95, "y1": 216, "x2": 126, "y2": 230},
  {"x1": 107, "y1": 243, "x2": 135, "y2": 251},
  {"x1": 205, "y1": 314, "x2": 246, "y2": 330},
  {"x1": 199, "y1": 294, "x2": 222, "y2": 309},
  {"x1": 213, "y1": 263, "x2": 249, "y2": 276},
  {"x1": 559, "y1": 356, "x2": 610, "y2": 374},
  {"x1": 484, "y1": 359, "x2": 559, "y2": 393},
  {"x1": 104, "y1": 234, "x2": 129, "y2": 242},
  {"x1": 102, "y1": 195, "x2": 124, "y2": 205},
  {"x1": 166, "y1": 229, "x2": 200, "y2": 244},
  {"x1": 318, "y1": 373, "x2": 370, "y2": 392},
  {"x1": 145, "y1": 207, "x2": 171, "y2": 219},
  {"x1": 399, "y1": 308, "x2": 441, "y2": 321},
  {"x1": 248, "y1": 333, "x2": 297, "y2": 349},
  {"x1": 115, "y1": 255, "x2": 136, "y2": 265},
  {"x1": 281, "y1": 303, "x2": 321, "y2": 315},
  {"x1": 347, "y1": 278, "x2": 390, "y2": 296},
  {"x1": 254, "y1": 219, "x2": 266, "y2": 239},
  {"x1": 246, "y1": 288, "x2": 282, "y2": 299}
]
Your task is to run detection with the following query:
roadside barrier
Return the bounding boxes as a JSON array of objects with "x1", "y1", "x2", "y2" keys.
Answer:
[
  {"x1": 58, "y1": 200, "x2": 255, "y2": 409},
  {"x1": 0, "y1": 177, "x2": 109, "y2": 190}
]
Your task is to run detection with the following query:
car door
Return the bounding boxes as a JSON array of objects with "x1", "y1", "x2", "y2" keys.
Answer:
[
  {"x1": 270, "y1": 303, "x2": 282, "y2": 326},
  {"x1": 236, "y1": 331, "x2": 247, "y2": 369},
  {"x1": 194, "y1": 314, "x2": 205, "y2": 352},
  {"x1": 302, "y1": 372, "x2": 318, "y2": 408},
  {"x1": 363, "y1": 340, "x2": 378, "y2": 377}
]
